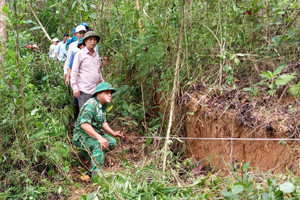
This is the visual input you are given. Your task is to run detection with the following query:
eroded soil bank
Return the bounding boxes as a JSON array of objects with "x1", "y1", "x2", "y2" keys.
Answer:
[{"x1": 185, "y1": 90, "x2": 300, "y2": 174}]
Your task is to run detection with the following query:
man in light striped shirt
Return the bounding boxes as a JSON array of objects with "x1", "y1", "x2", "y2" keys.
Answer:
[{"x1": 70, "y1": 31, "x2": 104, "y2": 109}]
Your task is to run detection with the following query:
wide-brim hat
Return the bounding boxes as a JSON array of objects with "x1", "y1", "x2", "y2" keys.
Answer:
[
  {"x1": 93, "y1": 82, "x2": 116, "y2": 96},
  {"x1": 77, "y1": 38, "x2": 84, "y2": 48},
  {"x1": 83, "y1": 31, "x2": 100, "y2": 45}
]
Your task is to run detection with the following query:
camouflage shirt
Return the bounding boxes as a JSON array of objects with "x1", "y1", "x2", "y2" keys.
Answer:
[{"x1": 73, "y1": 97, "x2": 107, "y2": 141}]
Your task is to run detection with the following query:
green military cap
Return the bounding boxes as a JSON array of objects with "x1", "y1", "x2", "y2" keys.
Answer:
[
  {"x1": 83, "y1": 31, "x2": 100, "y2": 45},
  {"x1": 93, "y1": 82, "x2": 116, "y2": 96}
]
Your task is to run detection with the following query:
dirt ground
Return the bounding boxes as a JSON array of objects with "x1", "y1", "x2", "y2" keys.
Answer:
[{"x1": 185, "y1": 80, "x2": 300, "y2": 175}]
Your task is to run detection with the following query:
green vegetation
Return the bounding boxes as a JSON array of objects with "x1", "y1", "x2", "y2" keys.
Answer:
[
  {"x1": 0, "y1": 0, "x2": 299, "y2": 199},
  {"x1": 259, "y1": 64, "x2": 295, "y2": 95}
]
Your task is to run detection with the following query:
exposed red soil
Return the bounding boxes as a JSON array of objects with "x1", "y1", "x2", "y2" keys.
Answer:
[
  {"x1": 184, "y1": 61, "x2": 300, "y2": 174},
  {"x1": 185, "y1": 90, "x2": 300, "y2": 174}
]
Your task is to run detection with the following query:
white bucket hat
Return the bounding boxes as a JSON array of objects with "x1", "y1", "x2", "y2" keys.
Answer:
[
  {"x1": 75, "y1": 25, "x2": 86, "y2": 33},
  {"x1": 52, "y1": 38, "x2": 59, "y2": 42}
]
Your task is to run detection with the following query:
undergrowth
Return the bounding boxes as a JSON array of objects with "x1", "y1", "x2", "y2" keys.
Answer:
[
  {"x1": 0, "y1": 50, "x2": 73, "y2": 199},
  {"x1": 1, "y1": 0, "x2": 300, "y2": 199},
  {"x1": 82, "y1": 154, "x2": 300, "y2": 200}
]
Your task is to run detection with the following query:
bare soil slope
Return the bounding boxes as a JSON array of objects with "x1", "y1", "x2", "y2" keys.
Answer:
[{"x1": 185, "y1": 89, "x2": 300, "y2": 174}]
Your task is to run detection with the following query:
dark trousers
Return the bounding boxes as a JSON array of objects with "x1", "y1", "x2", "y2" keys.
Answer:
[
  {"x1": 74, "y1": 98, "x2": 79, "y2": 120},
  {"x1": 78, "y1": 91, "x2": 93, "y2": 110}
]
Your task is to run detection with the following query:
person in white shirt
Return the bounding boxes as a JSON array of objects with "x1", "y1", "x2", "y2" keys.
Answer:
[
  {"x1": 49, "y1": 38, "x2": 59, "y2": 59},
  {"x1": 64, "y1": 25, "x2": 86, "y2": 84},
  {"x1": 56, "y1": 34, "x2": 69, "y2": 62}
]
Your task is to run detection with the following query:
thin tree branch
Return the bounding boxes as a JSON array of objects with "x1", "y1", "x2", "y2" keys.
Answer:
[
  {"x1": 135, "y1": 0, "x2": 143, "y2": 33},
  {"x1": 162, "y1": 0, "x2": 185, "y2": 172},
  {"x1": 29, "y1": 2, "x2": 51, "y2": 41}
]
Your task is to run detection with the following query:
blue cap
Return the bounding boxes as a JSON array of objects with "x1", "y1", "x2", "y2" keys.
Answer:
[
  {"x1": 77, "y1": 38, "x2": 84, "y2": 48},
  {"x1": 71, "y1": 28, "x2": 76, "y2": 34},
  {"x1": 80, "y1": 22, "x2": 89, "y2": 28},
  {"x1": 65, "y1": 38, "x2": 71, "y2": 49},
  {"x1": 66, "y1": 36, "x2": 78, "y2": 50}
]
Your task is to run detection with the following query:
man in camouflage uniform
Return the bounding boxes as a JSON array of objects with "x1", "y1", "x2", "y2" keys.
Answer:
[{"x1": 73, "y1": 82, "x2": 124, "y2": 176}]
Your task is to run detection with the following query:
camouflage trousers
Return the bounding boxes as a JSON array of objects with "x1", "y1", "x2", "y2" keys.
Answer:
[{"x1": 74, "y1": 134, "x2": 117, "y2": 172}]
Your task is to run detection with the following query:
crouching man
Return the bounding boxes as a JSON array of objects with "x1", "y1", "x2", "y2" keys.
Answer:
[{"x1": 73, "y1": 82, "x2": 124, "y2": 177}]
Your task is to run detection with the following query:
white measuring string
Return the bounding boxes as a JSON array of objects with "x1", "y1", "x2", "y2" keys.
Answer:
[{"x1": 131, "y1": 136, "x2": 300, "y2": 141}]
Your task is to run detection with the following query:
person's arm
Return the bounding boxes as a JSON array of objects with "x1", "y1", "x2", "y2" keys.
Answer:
[
  {"x1": 102, "y1": 122, "x2": 124, "y2": 138},
  {"x1": 65, "y1": 68, "x2": 72, "y2": 85},
  {"x1": 55, "y1": 45, "x2": 59, "y2": 60},
  {"x1": 69, "y1": 52, "x2": 76, "y2": 68},
  {"x1": 63, "y1": 45, "x2": 73, "y2": 77},
  {"x1": 100, "y1": 57, "x2": 108, "y2": 68},
  {"x1": 70, "y1": 52, "x2": 80, "y2": 98},
  {"x1": 80, "y1": 123, "x2": 109, "y2": 150},
  {"x1": 97, "y1": 54, "x2": 105, "y2": 83},
  {"x1": 49, "y1": 45, "x2": 53, "y2": 57},
  {"x1": 99, "y1": 71, "x2": 105, "y2": 83},
  {"x1": 65, "y1": 53, "x2": 76, "y2": 85}
]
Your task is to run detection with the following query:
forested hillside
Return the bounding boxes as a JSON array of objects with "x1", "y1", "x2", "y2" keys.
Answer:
[{"x1": 0, "y1": 0, "x2": 299, "y2": 199}]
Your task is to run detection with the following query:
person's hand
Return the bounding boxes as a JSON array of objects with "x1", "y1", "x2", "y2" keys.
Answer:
[
  {"x1": 98, "y1": 137, "x2": 109, "y2": 150},
  {"x1": 65, "y1": 76, "x2": 70, "y2": 86},
  {"x1": 73, "y1": 90, "x2": 80, "y2": 98},
  {"x1": 114, "y1": 131, "x2": 124, "y2": 139},
  {"x1": 64, "y1": 73, "x2": 67, "y2": 80},
  {"x1": 102, "y1": 57, "x2": 108, "y2": 66}
]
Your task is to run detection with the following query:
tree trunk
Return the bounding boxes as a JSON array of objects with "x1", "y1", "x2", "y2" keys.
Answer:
[
  {"x1": 162, "y1": 0, "x2": 185, "y2": 172},
  {"x1": 106, "y1": 0, "x2": 111, "y2": 21},
  {"x1": 14, "y1": 0, "x2": 29, "y2": 155},
  {"x1": 100, "y1": 0, "x2": 105, "y2": 57},
  {"x1": 266, "y1": 0, "x2": 271, "y2": 44},
  {"x1": 135, "y1": 0, "x2": 143, "y2": 33},
  {"x1": 0, "y1": 0, "x2": 7, "y2": 64}
]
